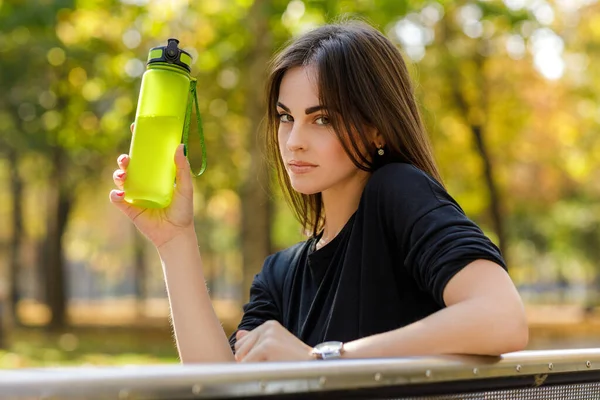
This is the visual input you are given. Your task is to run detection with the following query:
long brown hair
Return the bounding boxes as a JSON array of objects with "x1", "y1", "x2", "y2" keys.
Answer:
[{"x1": 265, "y1": 20, "x2": 442, "y2": 237}]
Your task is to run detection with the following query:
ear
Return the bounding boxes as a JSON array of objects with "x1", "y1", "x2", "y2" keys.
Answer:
[{"x1": 372, "y1": 130, "x2": 385, "y2": 148}]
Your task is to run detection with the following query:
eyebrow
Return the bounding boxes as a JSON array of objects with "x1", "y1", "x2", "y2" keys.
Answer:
[{"x1": 277, "y1": 102, "x2": 327, "y2": 115}]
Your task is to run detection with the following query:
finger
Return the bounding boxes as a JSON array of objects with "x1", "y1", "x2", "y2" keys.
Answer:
[
  {"x1": 234, "y1": 330, "x2": 252, "y2": 350},
  {"x1": 234, "y1": 331, "x2": 253, "y2": 354},
  {"x1": 174, "y1": 144, "x2": 193, "y2": 198},
  {"x1": 239, "y1": 343, "x2": 267, "y2": 363},
  {"x1": 113, "y1": 169, "x2": 126, "y2": 191},
  {"x1": 235, "y1": 324, "x2": 266, "y2": 350},
  {"x1": 109, "y1": 190, "x2": 146, "y2": 221},
  {"x1": 130, "y1": 122, "x2": 135, "y2": 134},
  {"x1": 117, "y1": 154, "x2": 130, "y2": 171},
  {"x1": 234, "y1": 331, "x2": 260, "y2": 362},
  {"x1": 236, "y1": 330, "x2": 249, "y2": 340}
]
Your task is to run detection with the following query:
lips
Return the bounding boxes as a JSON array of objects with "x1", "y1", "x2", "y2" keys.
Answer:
[
  {"x1": 287, "y1": 160, "x2": 318, "y2": 174},
  {"x1": 288, "y1": 160, "x2": 318, "y2": 167}
]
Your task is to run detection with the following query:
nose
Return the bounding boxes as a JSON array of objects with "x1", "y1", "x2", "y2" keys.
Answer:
[{"x1": 285, "y1": 122, "x2": 307, "y2": 152}]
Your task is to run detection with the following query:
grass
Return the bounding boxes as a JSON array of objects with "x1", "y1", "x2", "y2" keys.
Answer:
[
  {"x1": 0, "y1": 298, "x2": 240, "y2": 368},
  {"x1": 4, "y1": 303, "x2": 600, "y2": 368},
  {"x1": 0, "y1": 326, "x2": 180, "y2": 368}
]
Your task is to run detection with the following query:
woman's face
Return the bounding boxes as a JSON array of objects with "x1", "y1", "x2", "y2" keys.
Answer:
[{"x1": 277, "y1": 66, "x2": 369, "y2": 196}]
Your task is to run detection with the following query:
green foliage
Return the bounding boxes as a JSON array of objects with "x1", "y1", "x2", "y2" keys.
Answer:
[{"x1": 0, "y1": 328, "x2": 178, "y2": 368}]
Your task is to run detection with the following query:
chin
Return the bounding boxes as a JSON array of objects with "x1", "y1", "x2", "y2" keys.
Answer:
[{"x1": 289, "y1": 180, "x2": 324, "y2": 195}]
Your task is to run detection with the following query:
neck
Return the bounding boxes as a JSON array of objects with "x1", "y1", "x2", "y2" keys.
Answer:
[{"x1": 317, "y1": 171, "x2": 370, "y2": 248}]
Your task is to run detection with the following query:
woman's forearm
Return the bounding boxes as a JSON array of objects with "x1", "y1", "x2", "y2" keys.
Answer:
[
  {"x1": 343, "y1": 297, "x2": 528, "y2": 358},
  {"x1": 157, "y1": 227, "x2": 235, "y2": 363}
]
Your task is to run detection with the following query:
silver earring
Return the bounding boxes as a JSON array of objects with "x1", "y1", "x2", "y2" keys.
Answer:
[{"x1": 377, "y1": 147, "x2": 384, "y2": 156}]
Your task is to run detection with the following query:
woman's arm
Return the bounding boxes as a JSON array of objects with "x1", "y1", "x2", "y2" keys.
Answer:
[
  {"x1": 342, "y1": 259, "x2": 528, "y2": 358},
  {"x1": 157, "y1": 228, "x2": 235, "y2": 363},
  {"x1": 111, "y1": 142, "x2": 235, "y2": 364},
  {"x1": 233, "y1": 259, "x2": 528, "y2": 362}
]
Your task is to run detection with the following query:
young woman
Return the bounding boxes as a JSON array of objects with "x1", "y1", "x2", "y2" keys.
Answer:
[{"x1": 110, "y1": 21, "x2": 528, "y2": 363}]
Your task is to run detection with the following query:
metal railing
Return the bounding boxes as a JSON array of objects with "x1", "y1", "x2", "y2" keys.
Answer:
[{"x1": 2, "y1": 348, "x2": 600, "y2": 399}]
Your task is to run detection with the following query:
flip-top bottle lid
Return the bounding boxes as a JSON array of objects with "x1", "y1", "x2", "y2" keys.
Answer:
[{"x1": 147, "y1": 38, "x2": 192, "y2": 72}]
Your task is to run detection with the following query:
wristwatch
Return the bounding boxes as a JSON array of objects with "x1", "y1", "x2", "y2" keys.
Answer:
[{"x1": 311, "y1": 341, "x2": 345, "y2": 360}]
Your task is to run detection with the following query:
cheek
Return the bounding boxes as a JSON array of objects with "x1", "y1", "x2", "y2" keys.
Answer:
[
  {"x1": 322, "y1": 135, "x2": 352, "y2": 164},
  {"x1": 277, "y1": 127, "x2": 287, "y2": 153}
]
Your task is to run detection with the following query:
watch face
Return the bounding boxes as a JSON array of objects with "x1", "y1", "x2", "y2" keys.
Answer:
[
  {"x1": 314, "y1": 341, "x2": 344, "y2": 359},
  {"x1": 317, "y1": 341, "x2": 343, "y2": 352}
]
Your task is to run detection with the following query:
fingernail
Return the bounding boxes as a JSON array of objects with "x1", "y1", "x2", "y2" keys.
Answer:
[
  {"x1": 117, "y1": 171, "x2": 125, "y2": 179},
  {"x1": 183, "y1": 144, "x2": 187, "y2": 157},
  {"x1": 116, "y1": 190, "x2": 125, "y2": 197}
]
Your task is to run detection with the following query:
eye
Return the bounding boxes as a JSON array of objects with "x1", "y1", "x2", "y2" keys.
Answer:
[
  {"x1": 279, "y1": 113, "x2": 293, "y2": 123},
  {"x1": 315, "y1": 116, "x2": 330, "y2": 125}
]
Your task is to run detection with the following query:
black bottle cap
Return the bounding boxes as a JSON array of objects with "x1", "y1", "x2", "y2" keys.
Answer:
[{"x1": 147, "y1": 38, "x2": 192, "y2": 72}]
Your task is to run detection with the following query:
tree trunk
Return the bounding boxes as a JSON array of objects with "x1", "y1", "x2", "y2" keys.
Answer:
[
  {"x1": 471, "y1": 49, "x2": 507, "y2": 257},
  {"x1": 449, "y1": 79, "x2": 508, "y2": 257},
  {"x1": 133, "y1": 228, "x2": 147, "y2": 318},
  {"x1": 43, "y1": 146, "x2": 72, "y2": 331},
  {"x1": 240, "y1": 0, "x2": 273, "y2": 302},
  {"x1": 470, "y1": 124, "x2": 507, "y2": 256},
  {"x1": 7, "y1": 148, "x2": 24, "y2": 331}
]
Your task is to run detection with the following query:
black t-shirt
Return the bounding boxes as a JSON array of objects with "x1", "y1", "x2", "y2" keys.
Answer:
[{"x1": 229, "y1": 163, "x2": 506, "y2": 350}]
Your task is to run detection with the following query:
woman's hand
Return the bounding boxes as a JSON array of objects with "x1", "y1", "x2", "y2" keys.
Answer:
[
  {"x1": 234, "y1": 321, "x2": 314, "y2": 362},
  {"x1": 109, "y1": 123, "x2": 195, "y2": 249}
]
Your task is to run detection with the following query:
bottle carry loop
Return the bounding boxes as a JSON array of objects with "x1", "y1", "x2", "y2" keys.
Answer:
[{"x1": 182, "y1": 77, "x2": 207, "y2": 176}]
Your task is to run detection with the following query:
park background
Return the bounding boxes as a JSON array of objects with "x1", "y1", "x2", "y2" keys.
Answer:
[{"x1": 1, "y1": 0, "x2": 600, "y2": 367}]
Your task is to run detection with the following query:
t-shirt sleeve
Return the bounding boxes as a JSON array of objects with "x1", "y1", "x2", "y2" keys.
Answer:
[
  {"x1": 365, "y1": 163, "x2": 506, "y2": 307},
  {"x1": 228, "y1": 256, "x2": 283, "y2": 353}
]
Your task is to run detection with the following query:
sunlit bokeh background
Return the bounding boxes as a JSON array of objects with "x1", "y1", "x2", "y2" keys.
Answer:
[{"x1": 1, "y1": 0, "x2": 600, "y2": 367}]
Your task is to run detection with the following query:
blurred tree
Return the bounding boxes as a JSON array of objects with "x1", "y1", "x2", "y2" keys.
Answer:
[
  {"x1": 1, "y1": 0, "x2": 141, "y2": 329},
  {"x1": 427, "y1": 2, "x2": 534, "y2": 257},
  {"x1": 240, "y1": 0, "x2": 275, "y2": 301},
  {"x1": 1, "y1": 0, "x2": 599, "y2": 337},
  {"x1": 0, "y1": 0, "x2": 67, "y2": 327}
]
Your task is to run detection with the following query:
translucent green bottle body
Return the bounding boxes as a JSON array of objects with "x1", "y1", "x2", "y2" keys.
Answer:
[{"x1": 124, "y1": 65, "x2": 190, "y2": 208}]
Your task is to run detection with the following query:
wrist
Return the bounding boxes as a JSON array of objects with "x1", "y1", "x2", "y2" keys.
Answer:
[{"x1": 156, "y1": 226, "x2": 199, "y2": 257}]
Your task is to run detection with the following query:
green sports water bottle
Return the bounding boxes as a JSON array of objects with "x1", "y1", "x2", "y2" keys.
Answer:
[{"x1": 124, "y1": 38, "x2": 206, "y2": 208}]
